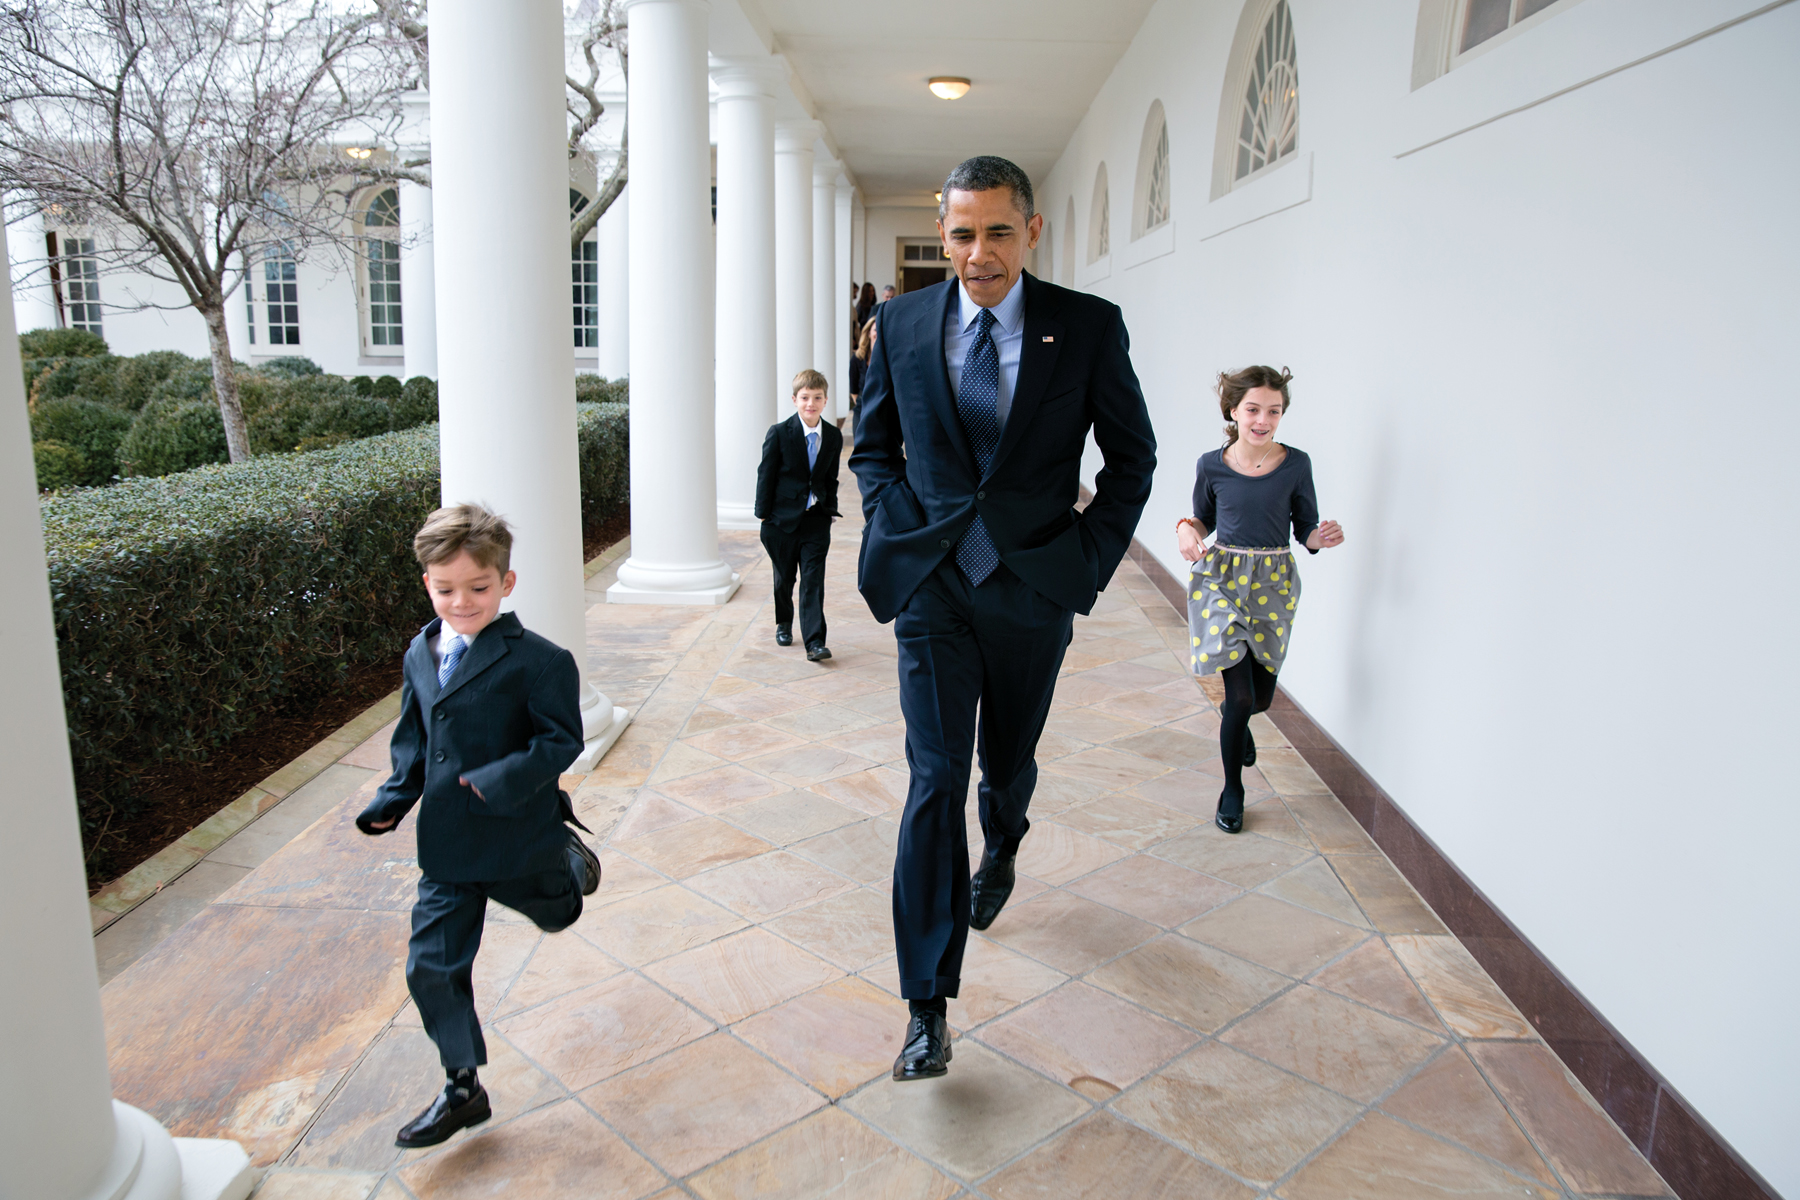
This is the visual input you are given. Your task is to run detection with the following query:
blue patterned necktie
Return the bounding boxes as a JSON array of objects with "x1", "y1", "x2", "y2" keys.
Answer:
[
  {"x1": 438, "y1": 634, "x2": 465, "y2": 687},
  {"x1": 954, "y1": 307, "x2": 1002, "y2": 586}
]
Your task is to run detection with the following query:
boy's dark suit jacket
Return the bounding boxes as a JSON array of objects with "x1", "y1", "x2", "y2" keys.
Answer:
[
  {"x1": 850, "y1": 272, "x2": 1157, "y2": 623},
  {"x1": 755, "y1": 413, "x2": 843, "y2": 531},
  {"x1": 356, "y1": 612, "x2": 582, "y2": 883}
]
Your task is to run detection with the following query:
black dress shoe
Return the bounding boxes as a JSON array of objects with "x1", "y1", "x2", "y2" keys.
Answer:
[
  {"x1": 805, "y1": 643, "x2": 832, "y2": 662},
  {"x1": 969, "y1": 852, "x2": 1016, "y2": 931},
  {"x1": 1215, "y1": 790, "x2": 1244, "y2": 835},
  {"x1": 775, "y1": 625, "x2": 793, "y2": 647},
  {"x1": 892, "y1": 1010, "x2": 952, "y2": 1080},
  {"x1": 395, "y1": 1081, "x2": 491, "y2": 1148},
  {"x1": 568, "y1": 833, "x2": 602, "y2": 896},
  {"x1": 1242, "y1": 726, "x2": 1257, "y2": 767}
]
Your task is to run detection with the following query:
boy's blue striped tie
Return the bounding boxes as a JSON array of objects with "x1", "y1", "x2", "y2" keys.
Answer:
[{"x1": 438, "y1": 634, "x2": 465, "y2": 687}]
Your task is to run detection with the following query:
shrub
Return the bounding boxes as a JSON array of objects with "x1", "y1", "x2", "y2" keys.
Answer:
[
  {"x1": 29, "y1": 396, "x2": 135, "y2": 485},
  {"x1": 20, "y1": 327, "x2": 109, "y2": 358},
  {"x1": 350, "y1": 374, "x2": 375, "y2": 396},
  {"x1": 46, "y1": 410, "x2": 629, "y2": 822},
  {"x1": 392, "y1": 376, "x2": 437, "y2": 429},
  {"x1": 117, "y1": 397, "x2": 230, "y2": 477},
  {"x1": 33, "y1": 440, "x2": 89, "y2": 492},
  {"x1": 256, "y1": 355, "x2": 325, "y2": 379},
  {"x1": 372, "y1": 374, "x2": 404, "y2": 400},
  {"x1": 575, "y1": 374, "x2": 629, "y2": 405}
]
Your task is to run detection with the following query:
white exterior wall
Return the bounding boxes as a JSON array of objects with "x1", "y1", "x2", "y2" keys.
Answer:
[
  {"x1": 1043, "y1": 0, "x2": 1799, "y2": 1191},
  {"x1": 860, "y1": 204, "x2": 943, "y2": 296}
]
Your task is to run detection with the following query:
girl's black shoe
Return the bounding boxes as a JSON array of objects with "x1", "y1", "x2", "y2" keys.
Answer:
[
  {"x1": 1215, "y1": 790, "x2": 1244, "y2": 834},
  {"x1": 1242, "y1": 727, "x2": 1256, "y2": 767}
]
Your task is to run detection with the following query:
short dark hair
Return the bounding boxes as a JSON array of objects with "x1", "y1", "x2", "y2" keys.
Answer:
[{"x1": 938, "y1": 156, "x2": 1035, "y2": 223}]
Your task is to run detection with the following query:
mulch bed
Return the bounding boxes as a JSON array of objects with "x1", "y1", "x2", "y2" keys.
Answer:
[{"x1": 84, "y1": 507, "x2": 631, "y2": 894}]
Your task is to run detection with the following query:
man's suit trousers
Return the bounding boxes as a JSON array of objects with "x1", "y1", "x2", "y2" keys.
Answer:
[
  {"x1": 891, "y1": 559, "x2": 1074, "y2": 999},
  {"x1": 407, "y1": 863, "x2": 582, "y2": 1068},
  {"x1": 761, "y1": 507, "x2": 832, "y2": 647}
]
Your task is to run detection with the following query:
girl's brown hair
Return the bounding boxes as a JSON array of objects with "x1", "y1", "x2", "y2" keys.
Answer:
[{"x1": 1217, "y1": 364, "x2": 1294, "y2": 448}]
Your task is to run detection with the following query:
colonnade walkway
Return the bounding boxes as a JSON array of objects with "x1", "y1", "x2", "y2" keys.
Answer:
[{"x1": 99, "y1": 467, "x2": 1672, "y2": 1199}]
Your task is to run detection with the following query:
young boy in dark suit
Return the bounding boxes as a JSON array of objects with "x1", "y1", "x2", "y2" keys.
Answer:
[
  {"x1": 357, "y1": 504, "x2": 601, "y2": 1148},
  {"x1": 755, "y1": 368, "x2": 842, "y2": 661}
]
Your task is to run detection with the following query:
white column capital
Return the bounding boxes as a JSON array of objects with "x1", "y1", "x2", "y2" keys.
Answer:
[
  {"x1": 708, "y1": 54, "x2": 785, "y2": 99},
  {"x1": 812, "y1": 155, "x2": 841, "y2": 186},
  {"x1": 775, "y1": 119, "x2": 820, "y2": 154}
]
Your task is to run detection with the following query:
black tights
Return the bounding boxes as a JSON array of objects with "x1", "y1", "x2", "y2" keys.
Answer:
[{"x1": 1219, "y1": 658, "x2": 1278, "y2": 814}]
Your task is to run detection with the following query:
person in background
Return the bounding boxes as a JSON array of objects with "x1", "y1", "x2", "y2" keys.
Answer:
[
  {"x1": 856, "y1": 281, "x2": 877, "y2": 337},
  {"x1": 850, "y1": 318, "x2": 875, "y2": 414}
]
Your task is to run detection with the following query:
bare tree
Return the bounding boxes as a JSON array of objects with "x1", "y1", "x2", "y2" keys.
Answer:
[
  {"x1": 0, "y1": 0, "x2": 415, "y2": 461},
  {"x1": 377, "y1": 0, "x2": 627, "y2": 252}
]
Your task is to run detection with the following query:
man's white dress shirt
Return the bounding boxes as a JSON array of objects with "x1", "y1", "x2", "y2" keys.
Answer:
[{"x1": 943, "y1": 274, "x2": 1026, "y2": 430}]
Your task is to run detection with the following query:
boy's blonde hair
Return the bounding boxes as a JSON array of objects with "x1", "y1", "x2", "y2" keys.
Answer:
[
  {"x1": 791, "y1": 368, "x2": 829, "y2": 396},
  {"x1": 414, "y1": 504, "x2": 513, "y2": 575}
]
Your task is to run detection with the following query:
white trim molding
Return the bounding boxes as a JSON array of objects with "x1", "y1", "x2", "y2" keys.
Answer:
[
  {"x1": 1120, "y1": 220, "x2": 1176, "y2": 270},
  {"x1": 1195, "y1": 150, "x2": 1311, "y2": 243},
  {"x1": 1077, "y1": 253, "x2": 1112, "y2": 288}
]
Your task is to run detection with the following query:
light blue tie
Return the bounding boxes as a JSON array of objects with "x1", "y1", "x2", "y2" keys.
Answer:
[
  {"x1": 438, "y1": 634, "x2": 465, "y2": 688},
  {"x1": 954, "y1": 308, "x2": 1001, "y2": 586},
  {"x1": 806, "y1": 429, "x2": 819, "y2": 509}
]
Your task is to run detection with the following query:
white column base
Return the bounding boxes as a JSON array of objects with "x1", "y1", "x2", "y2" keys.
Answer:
[
  {"x1": 717, "y1": 503, "x2": 761, "y2": 531},
  {"x1": 88, "y1": 1103, "x2": 252, "y2": 1200},
  {"x1": 571, "y1": 705, "x2": 633, "y2": 772},
  {"x1": 607, "y1": 574, "x2": 742, "y2": 606}
]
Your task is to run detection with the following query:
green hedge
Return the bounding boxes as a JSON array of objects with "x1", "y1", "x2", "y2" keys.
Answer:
[{"x1": 45, "y1": 401, "x2": 628, "y2": 820}]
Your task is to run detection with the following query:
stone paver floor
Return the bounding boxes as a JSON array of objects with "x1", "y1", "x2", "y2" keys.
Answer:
[{"x1": 99, "y1": 458, "x2": 1673, "y2": 1199}]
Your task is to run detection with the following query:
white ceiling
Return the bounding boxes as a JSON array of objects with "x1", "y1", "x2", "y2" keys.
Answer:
[{"x1": 723, "y1": 0, "x2": 1162, "y2": 205}]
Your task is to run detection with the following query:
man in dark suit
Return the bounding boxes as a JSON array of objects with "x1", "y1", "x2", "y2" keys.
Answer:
[
  {"x1": 850, "y1": 156, "x2": 1157, "y2": 1080},
  {"x1": 357, "y1": 505, "x2": 601, "y2": 1148},
  {"x1": 756, "y1": 368, "x2": 843, "y2": 661}
]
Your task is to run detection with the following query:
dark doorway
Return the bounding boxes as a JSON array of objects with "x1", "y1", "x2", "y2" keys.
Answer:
[{"x1": 901, "y1": 266, "x2": 948, "y2": 293}]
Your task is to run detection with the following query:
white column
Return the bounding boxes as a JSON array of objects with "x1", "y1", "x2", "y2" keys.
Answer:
[
  {"x1": 710, "y1": 58, "x2": 779, "y2": 531},
  {"x1": 773, "y1": 120, "x2": 816, "y2": 424},
  {"x1": 430, "y1": 0, "x2": 630, "y2": 763},
  {"x1": 595, "y1": 184, "x2": 629, "y2": 380},
  {"x1": 833, "y1": 175, "x2": 853, "y2": 424},
  {"x1": 0, "y1": 212, "x2": 253, "y2": 1200},
  {"x1": 7, "y1": 196, "x2": 60, "y2": 335},
  {"x1": 398, "y1": 90, "x2": 438, "y2": 380},
  {"x1": 811, "y1": 154, "x2": 837, "y2": 420},
  {"x1": 608, "y1": 0, "x2": 739, "y2": 605}
]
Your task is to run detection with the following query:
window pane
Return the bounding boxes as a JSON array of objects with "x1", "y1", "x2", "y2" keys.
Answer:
[
  {"x1": 572, "y1": 240, "x2": 598, "y2": 348},
  {"x1": 1462, "y1": 0, "x2": 1511, "y2": 51},
  {"x1": 265, "y1": 247, "x2": 300, "y2": 345},
  {"x1": 367, "y1": 238, "x2": 403, "y2": 347}
]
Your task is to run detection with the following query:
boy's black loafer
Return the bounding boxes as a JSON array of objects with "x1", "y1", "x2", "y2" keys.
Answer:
[
  {"x1": 775, "y1": 625, "x2": 794, "y2": 647},
  {"x1": 395, "y1": 1082, "x2": 491, "y2": 1148},
  {"x1": 805, "y1": 643, "x2": 832, "y2": 662}
]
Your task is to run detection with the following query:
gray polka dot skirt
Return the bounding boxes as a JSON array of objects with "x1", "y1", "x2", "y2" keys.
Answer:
[{"x1": 1187, "y1": 545, "x2": 1301, "y2": 676}]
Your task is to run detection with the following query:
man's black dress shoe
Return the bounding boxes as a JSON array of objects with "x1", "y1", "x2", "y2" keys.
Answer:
[
  {"x1": 775, "y1": 625, "x2": 793, "y2": 647},
  {"x1": 892, "y1": 1010, "x2": 952, "y2": 1080},
  {"x1": 805, "y1": 643, "x2": 832, "y2": 662},
  {"x1": 969, "y1": 852, "x2": 1016, "y2": 931},
  {"x1": 395, "y1": 1081, "x2": 491, "y2": 1148},
  {"x1": 568, "y1": 833, "x2": 602, "y2": 896},
  {"x1": 1215, "y1": 791, "x2": 1244, "y2": 835},
  {"x1": 1242, "y1": 726, "x2": 1257, "y2": 767}
]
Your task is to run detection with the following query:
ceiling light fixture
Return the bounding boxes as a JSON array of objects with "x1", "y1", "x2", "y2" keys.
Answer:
[
  {"x1": 928, "y1": 77, "x2": 971, "y2": 100},
  {"x1": 344, "y1": 146, "x2": 374, "y2": 160}
]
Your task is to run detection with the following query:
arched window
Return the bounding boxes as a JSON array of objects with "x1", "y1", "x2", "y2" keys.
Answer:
[
  {"x1": 1211, "y1": 0, "x2": 1300, "y2": 198},
  {"x1": 570, "y1": 188, "x2": 598, "y2": 349},
  {"x1": 360, "y1": 188, "x2": 402, "y2": 350},
  {"x1": 1087, "y1": 164, "x2": 1110, "y2": 264},
  {"x1": 1062, "y1": 197, "x2": 1075, "y2": 286},
  {"x1": 1410, "y1": 0, "x2": 1587, "y2": 87},
  {"x1": 1132, "y1": 101, "x2": 1172, "y2": 241}
]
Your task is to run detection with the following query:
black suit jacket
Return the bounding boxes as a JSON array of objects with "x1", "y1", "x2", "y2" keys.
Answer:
[
  {"x1": 356, "y1": 612, "x2": 583, "y2": 883},
  {"x1": 755, "y1": 413, "x2": 843, "y2": 532},
  {"x1": 849, "y1": 272, "x2": 1157, "y2": 623}
]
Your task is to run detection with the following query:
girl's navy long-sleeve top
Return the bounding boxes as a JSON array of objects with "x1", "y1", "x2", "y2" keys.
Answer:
[{"x1": 1193, "y1": 446, "x2": 1320, "y2": 551}]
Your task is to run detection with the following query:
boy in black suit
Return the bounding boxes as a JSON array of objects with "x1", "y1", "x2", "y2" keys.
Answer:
[
  {"x1": 756, "y1": 368, "x2": 842, "y2": 661},
  {"x1": 357, "y1": 504, "x2": 601, "y2": 1148}
]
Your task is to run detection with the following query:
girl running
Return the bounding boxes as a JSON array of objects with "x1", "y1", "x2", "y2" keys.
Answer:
[{"x1": 1177, "y1": 366, "x2": 1344, "y2": 833}]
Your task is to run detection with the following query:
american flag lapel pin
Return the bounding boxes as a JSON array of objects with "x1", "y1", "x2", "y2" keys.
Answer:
[{"x1": 1042, "y1": 335, "x2": 1055, "y2": 342}]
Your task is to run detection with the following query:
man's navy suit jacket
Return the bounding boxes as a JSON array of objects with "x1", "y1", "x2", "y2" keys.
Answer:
[
  {"x1": 849, "y1": 272, "x2": 1157, "y2": 623},
  {"x1": 356, "y1": 612, "x2": 582, "y2": 883},
  {"x1": 755, "y1": 412, "x2": 843, "y2": 531}
]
